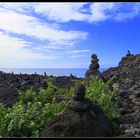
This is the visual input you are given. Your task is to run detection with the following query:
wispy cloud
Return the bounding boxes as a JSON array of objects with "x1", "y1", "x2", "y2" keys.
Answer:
[
  {"x1": 0, "y1": 31, "x2": 48, "y2": 61},
  {"x1": 114, "y1": 3, "x2": 140, "y2": 21},
  {"x1": 0, "y1": 3, "x2": 140, "y2": 68},
  {"x1": 0, "y1": 3, "x2": 89, "y2": 67},
  {"x1": 31, "y1": 2, "x2": 140, "y2": 23},
  {"x1": 67, "y1": 49, "x2": 90, "y2": 54},
  {"x1": 88, "y1": 2, "x2": 118, "y2": 22},
  {"x1": 0, "y1": 9, "x2": 87, "y2": 42},
  {"x1": 33, "y1": 3, "x2": 89, "y2": 23}
]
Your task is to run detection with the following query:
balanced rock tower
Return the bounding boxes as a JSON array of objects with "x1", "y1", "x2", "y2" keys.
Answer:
[
  {"x1": 41, "y1": 84, "x2": 113, "y2": 137},
  {"x1": 85, "y1": 54, "x2": 103, "y2": 80}
]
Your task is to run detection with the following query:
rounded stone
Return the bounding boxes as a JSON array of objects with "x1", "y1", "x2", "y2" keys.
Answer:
[
  {"x1": 89, "y1": 63, "x2": 99, "y2": 70},
  {"x1": 72, "y1": 84, "x2": 86, "y2": 100},
  {"x1": 72, "y1": 94, "x2": 85, "y2": 100},
  {"x1": 129, "y1": 94, "x2": 136, "y2": 100},
  {"x1": 124, "y1": 129, "x2": 135, "y2": 137},
  {"x1": 85, "y1": 70, "x2": 103, "y2": 80},
  {"x1": 68, "y1": 98, "x2": 91, "y2": 112},
  {"x1": 134, "y1": 99, "x2": 140, "y2": 106},
  {"x1": 91, "y1": 54, "x2": 97, "y2": 59},
  {"x1": 91, "y1": 58, "x2": 99, "y2": 63},
  {"x1": 133, "y1": 90, "x2": 140, "y2": 97}
]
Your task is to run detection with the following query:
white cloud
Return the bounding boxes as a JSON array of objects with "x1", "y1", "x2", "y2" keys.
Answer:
[
  {"x1": 33, "y1": 3, "x2": 117, "y2": 23},
  {"x1": 114, "y1": 3, "x2": 140, "y2": 21},
  {"x1": 0, "y1": 31, "x2": 50, "y2": 61},
  {"x1": 0, "y1": 4, "x2": 88, "y2": 66},
  {"x1": 88, "y1": 3, "x2": 116, "y2": 22},
  {"x1": 0, "y1": 2, "x2": 139, "y2": 68},
  {"x1": 89, "y1": 2, "x2": 140, "y2": 22},
  {"x1": 0, "y1": 9, "x2": 87, "y2": 42},
  {"x1": 0, "y1": 3, "x2": 139, "y2": 28},
  {"x1": 0, "y1": 4, "x2": 89, "y2": 68},
  {"x1": 67, "y1": 49, "x2": 90, "y2": 54},
  {"x1": 0, "y1": 3, "x2": 31, "y2": 13},
  {"x1": 33, "y1": 3, "x2": 89, "y2": 23},
  {"x1": 33, "y1": 2, "x2": 140, "y2": 23},
  {"x1": 0, "y1": 31, "x2": 61, "y2": 68}
]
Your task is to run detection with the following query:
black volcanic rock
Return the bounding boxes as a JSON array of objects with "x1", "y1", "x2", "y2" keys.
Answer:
[
  {"x1": 53, "y1": 76, "x2": 73, "y2": 89},
  {"x1": 0, "y1": 72, "x2": 48, "y2": 106},
  {"x1": 0, "y1": 72, "x2": 80, "y2": 107},
  {"x1": 41, "y1": 84, "x2": 113, "y2": 137},
  {"x1": 102, "y1": 52, "x2": 140, "y2": 137},
  {"x1": 72, "y1": 84, "x2": 86, "y2": 100},
  {"x1": 0, "y1": 87, "x2": 19, "y2": 107}
]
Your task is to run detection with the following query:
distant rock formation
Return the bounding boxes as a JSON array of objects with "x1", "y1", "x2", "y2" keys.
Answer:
[
  {"x1": 102, "y1": 52, "x2": 140, "y2": 137},
  {"x1": 0, "y1": 71, "x2": 81, "y2": 107},
  {"x1": 85, "y1": 54, "x2": 103, "y2": 81},
  {"x1": 126, "y1": 50, "x2": 133, "y2": 57},
  {"x1": 0, "y1": 72, "x2": 48, "y2": 107},
  {"x1": 53, "y1": 76, "x2": 73, "y2": 89},
  {"x1": 41, "y1": 84, "x2": 113, "y2": 137}
]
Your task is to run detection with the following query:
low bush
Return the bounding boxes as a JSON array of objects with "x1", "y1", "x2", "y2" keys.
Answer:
[
  {"x1": 0, "y1": 86, "x2": 66, "y2": 137},
  {"x1": 86, "y1": 76, "x2": 120, "y2": 131},
  {"x1": 0, "y1": 76, "x2": 120, "y2": 137}
]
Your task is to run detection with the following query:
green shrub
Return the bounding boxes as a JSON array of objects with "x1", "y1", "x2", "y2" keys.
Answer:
[
  {"x1": 0, "y1": 75, "x2": 120, "y2": 137},
  {"x1": 86, "y1": 76, "x2": 120, "y2": 131},
  {"x1": 0, "y1": 85, "x2": 67, "y2": 137},
  {"x1": 18, "y1": 88, "x2": 37, "y2": 104}
]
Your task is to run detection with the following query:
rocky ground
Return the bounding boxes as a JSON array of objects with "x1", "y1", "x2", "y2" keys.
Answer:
[
  {"x1": 102, "y1": 53, "x2": 140, "y2": 137},
  {"x1": 0, "y1": 71, "x2": 79, "y2": 107}
]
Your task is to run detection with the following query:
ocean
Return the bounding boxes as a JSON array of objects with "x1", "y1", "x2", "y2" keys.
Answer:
[{"x1": 0, "y1": 68, "x2": 107, "y2": 78}]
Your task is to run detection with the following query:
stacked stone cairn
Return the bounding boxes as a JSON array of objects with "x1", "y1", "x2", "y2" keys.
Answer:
[
  {"x1": 118, "y1": 50, "x2": 134, "y2": 67},
  {"x1": 68, "y1": 84, "x2": 92, "y2": 112},
  {"x1": 85, "y1": 54, "x2": 103, "y2": 82},
  {"x1": 41, "y1": 84, "x2": 113, "y2": 137}
]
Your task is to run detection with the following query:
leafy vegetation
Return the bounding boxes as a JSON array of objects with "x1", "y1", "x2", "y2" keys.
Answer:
[
  {"x1": 0, "y1": 85, "x2": 66, "y2": 137},
  {"x1": 0, "y1": 75, "x2": 120, "y2": 137},
  {"x1": 85, "y1": 76, "x2": 120, "y2": 131}
]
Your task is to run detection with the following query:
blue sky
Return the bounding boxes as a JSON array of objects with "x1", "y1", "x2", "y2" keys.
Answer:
[{"x1": 0, "y1": 2, "x2": 140, "y2": 68}]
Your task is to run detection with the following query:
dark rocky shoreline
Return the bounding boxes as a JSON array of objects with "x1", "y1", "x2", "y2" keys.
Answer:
[
  {"x1": 0, "y1": 71, "x2": 81, "y2": 107},
  {"x1": 0, "y1": 52, "x2": 140, "y2": 137}
]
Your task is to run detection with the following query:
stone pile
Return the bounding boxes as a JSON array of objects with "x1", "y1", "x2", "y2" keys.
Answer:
[
  {"x1": 85, "y1": 54, "x2": 103, "y2": 81},
  {"x1": 68, "y1": 84, "x2": 92, "y2": 112},
  {"x1": 41, "y1": 84, "x2": 113, "y2": 137},
  {"x1": 102, "y1": 52, "x2": 140, "y2": 137}
]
